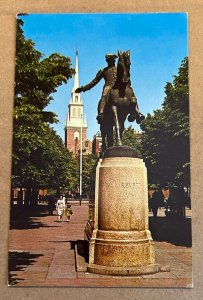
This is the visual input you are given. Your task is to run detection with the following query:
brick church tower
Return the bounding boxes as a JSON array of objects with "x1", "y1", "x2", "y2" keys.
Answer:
[{"x1": 65, "y1": 51, "x2": 89, "y2": 154}]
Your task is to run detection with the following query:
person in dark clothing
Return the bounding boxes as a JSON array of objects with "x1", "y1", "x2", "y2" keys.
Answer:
[
  {"x1": 150, "y1": 189, "x2": 162, "y2": 221},
  {"x1": 46, "y1": 195, "x2": 56, "y2": 215},
  {"x1": 173, "y1": 187, "x2": 186, "y2": 217}
]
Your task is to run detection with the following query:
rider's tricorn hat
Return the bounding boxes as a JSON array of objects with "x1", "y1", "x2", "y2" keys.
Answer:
[{"x1": 105, "y1": 53, "x2": 118, "y2": 60}]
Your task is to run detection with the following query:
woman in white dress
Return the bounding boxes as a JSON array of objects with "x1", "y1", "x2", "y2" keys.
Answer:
[{"x1": 56, "y1": 196, "x2": 65, "y2": 222}]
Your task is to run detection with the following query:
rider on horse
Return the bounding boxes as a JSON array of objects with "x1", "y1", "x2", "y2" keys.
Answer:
[
  {"x1": 75, "y1": 53, "x2": 117, "y2": 124},
  {"x1": 75, "y1": 53, "x2": 143, "y2": 124}
]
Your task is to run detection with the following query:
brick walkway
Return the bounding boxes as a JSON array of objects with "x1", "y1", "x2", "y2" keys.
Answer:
[{"x1": 8, "y1": 202, "x2": 192, "y2": 287}]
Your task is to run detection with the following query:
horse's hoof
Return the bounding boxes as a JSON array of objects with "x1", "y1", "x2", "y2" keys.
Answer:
[
  {"x1": 128, "y1": 114, "x2": 136, "y2": 122},
  {"x1": 136, "y1": 114, "x2": 145, "y2": 124}
]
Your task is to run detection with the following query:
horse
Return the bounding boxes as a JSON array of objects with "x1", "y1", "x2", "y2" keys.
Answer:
[{"x1": 100, "y1": 50, "x2": 145, "y2": 151}]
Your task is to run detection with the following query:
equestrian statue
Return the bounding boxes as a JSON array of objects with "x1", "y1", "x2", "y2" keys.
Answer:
[{"x1": 75, "y1": 50, "x2": 145, "y2": 151}]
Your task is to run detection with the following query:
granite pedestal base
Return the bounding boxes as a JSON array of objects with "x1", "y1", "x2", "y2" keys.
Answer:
[{"x1": 87, "y1": 146, "x2": 162, "y2": 276}]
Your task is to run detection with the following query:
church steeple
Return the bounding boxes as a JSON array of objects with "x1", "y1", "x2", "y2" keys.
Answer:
[
  {"x1": 72, "y1": 50, "x2": 79, "y2": 92},
  {"x1": 70, "y1": 51, "x2": 82, "y2": 104},
  {"x1": 65, "y1": 51, "x2": 88, "y2": 153}
]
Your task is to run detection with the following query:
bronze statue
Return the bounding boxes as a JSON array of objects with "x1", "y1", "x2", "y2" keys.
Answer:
[
  {"x1": 75, "y1": 53, "x2": 118, "y2": 124},
  {"x1": 76, "y1": 50, "x2": 145, "y2": 150}
]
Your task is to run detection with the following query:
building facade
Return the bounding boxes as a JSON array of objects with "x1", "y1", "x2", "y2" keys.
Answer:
[
  {"x1": 92, "y1": 131, "x2": 102, "y2": 156},
  {"x1": 65, "y1": 52, "x2": 92, "y2": 155}
]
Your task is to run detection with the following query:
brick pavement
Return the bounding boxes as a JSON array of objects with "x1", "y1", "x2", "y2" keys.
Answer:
[{"x1": 8, "y1": 202, "x2": 192, "y2": 287}]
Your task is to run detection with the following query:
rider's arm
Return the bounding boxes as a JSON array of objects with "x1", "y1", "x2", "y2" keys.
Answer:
[{"x1": 77, "y1": 69, "x2": 103, "y2": 93}]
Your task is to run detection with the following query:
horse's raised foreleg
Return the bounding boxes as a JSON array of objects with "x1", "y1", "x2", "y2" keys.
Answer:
[
  {"x1": 112, "y1": 105, "x2": 122, "y2": 146},
  {"x1": 128, "y1": 97, "x2": 145, "y2": 124},
  {"x1": 132, "y1": 97, "x2": 140, "y2": 113}
]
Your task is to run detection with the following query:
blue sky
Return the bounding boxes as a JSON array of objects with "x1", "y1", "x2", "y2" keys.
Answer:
[{"x1": 20, "y1": 13, "x2": 188, "y2": 141}]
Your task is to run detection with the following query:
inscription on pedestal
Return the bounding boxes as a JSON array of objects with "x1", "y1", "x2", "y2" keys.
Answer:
[{"x1": 105, "y1": 181, "x2": 141, "y2": 188}]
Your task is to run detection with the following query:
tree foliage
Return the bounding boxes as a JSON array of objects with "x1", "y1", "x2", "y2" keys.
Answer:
[
  {"x1": 82, "y1": 154, "x2": 98, "y2": 194},
  {"x1": 72, "y1": 153, "x2": 98, "y2": 196},
  {"x1": 140, "y1": 57, "x2": 190, "y2": 187},
  {"x1": 12, "y1": 18, "x2": 77, "y2": 195},
  {"x1": 122, "y1": 126, "x2": 142, "y2": 157}
]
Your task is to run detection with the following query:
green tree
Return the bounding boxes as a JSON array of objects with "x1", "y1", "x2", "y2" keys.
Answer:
[
  {"x1": 73, "y1": 153, "x2": 97, "y2": 197},
  {"x1": 141, "y1": 57, "x2": 190, "y2": 187},
  {"x1": 24, "y1": 127, "x2": 78, "y2": 191},
  {"x1": 122, "y1": 126, "x2": 142, "y2": 156},
  {"x1": 82, "y1": 154, "x2": 97, "y2": 195},
  {"x1": 12, "y1": 18, "x2": 76, "y2": 205}
]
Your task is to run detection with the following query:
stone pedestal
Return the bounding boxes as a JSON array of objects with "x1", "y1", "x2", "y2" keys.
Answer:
[{"x1": 87, "y1": 146, "x2": 160, "y2": 275}]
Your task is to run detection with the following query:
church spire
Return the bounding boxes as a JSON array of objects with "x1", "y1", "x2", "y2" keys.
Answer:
[
  {"x1": 70, "y1": 50, "x2": 82, "y2": 104},
  {"x1": 72, "y1": 50, "x2": 79, "y2": 92},
  {"x1": 66, "y1": 51, "x2": 87, "y2": 127},
  {"x1": 65, "y1": 50, "x2": 89, "y2": 153}
]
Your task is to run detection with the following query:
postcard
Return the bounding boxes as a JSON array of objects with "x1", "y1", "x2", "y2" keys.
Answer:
[{"x1": 8, "y1": 12, "x2": 192, "y2": 288}]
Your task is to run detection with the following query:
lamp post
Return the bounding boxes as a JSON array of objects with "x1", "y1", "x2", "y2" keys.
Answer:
[{"x1": 79, "y1": 114, "x2": 83, "y2": 206}]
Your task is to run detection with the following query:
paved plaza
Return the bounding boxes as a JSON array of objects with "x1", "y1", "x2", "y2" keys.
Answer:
[{"x1": 8, "y1": 202, "x2": 192, "y2": 287}]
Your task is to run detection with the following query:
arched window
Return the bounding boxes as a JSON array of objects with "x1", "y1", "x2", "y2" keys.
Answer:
[
  {"x1": 75, "y1": 96, "x2": 78, "y2": 103},
  {"x1": 74, "y1": 131, "x2": 80, "y2": 140}
]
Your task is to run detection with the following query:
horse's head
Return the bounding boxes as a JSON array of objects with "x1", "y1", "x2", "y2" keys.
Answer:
[{"x1": 117, "y1": 50, "x2": 131, "y2": 83}]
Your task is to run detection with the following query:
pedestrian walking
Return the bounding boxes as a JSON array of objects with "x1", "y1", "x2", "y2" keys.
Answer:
[
  {"x1": 65, "y1": 201, "x2": 73, "y2": 222},
  {"x1": 56, "y1": 195, "x2": 66, "y2": 222}
]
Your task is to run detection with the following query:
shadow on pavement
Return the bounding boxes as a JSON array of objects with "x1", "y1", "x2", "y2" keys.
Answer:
[
  {"x1": 8, "y1": 251, "x2": 43, "y2": 286},
  {"x1": 70, "y1": 240, "x2": 89, "y2": 263},
  {"x1": 149, "y1": 216, "x2": 192, "y2": 247},
  {"x1": 10, "y1": 205, "x2": 58, "y2": 230}
]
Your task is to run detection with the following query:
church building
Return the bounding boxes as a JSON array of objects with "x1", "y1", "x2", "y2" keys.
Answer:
[{"x1": 65, "y1": 52, "x2": 92, "y2": 155}]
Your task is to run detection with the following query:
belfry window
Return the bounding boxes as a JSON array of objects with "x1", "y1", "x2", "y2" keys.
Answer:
[{"x1": 74, "y1": 131, "x2": 80, "y2": 140}]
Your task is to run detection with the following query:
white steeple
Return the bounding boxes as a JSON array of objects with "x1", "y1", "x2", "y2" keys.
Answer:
[
  {"x1": 72, "y1": 50, "x2": 79, "y2": 92},
  {"x1": 70, "y1": 50, "x2": 82, "y2": 105},
  {"x1": 65, "y1": 51, "x2": 87, "y2": 129}
]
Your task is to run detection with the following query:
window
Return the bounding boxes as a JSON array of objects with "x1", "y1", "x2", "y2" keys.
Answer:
[
  {"x1": 85, "y1": 141, "x2": 89, "y2": 148},
  {"x1": 74, "y1": 131, "x2": 80, "y2": 140},
  {"x1": 75, "y1": 96, "x2": 78, "y2": 103}
]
